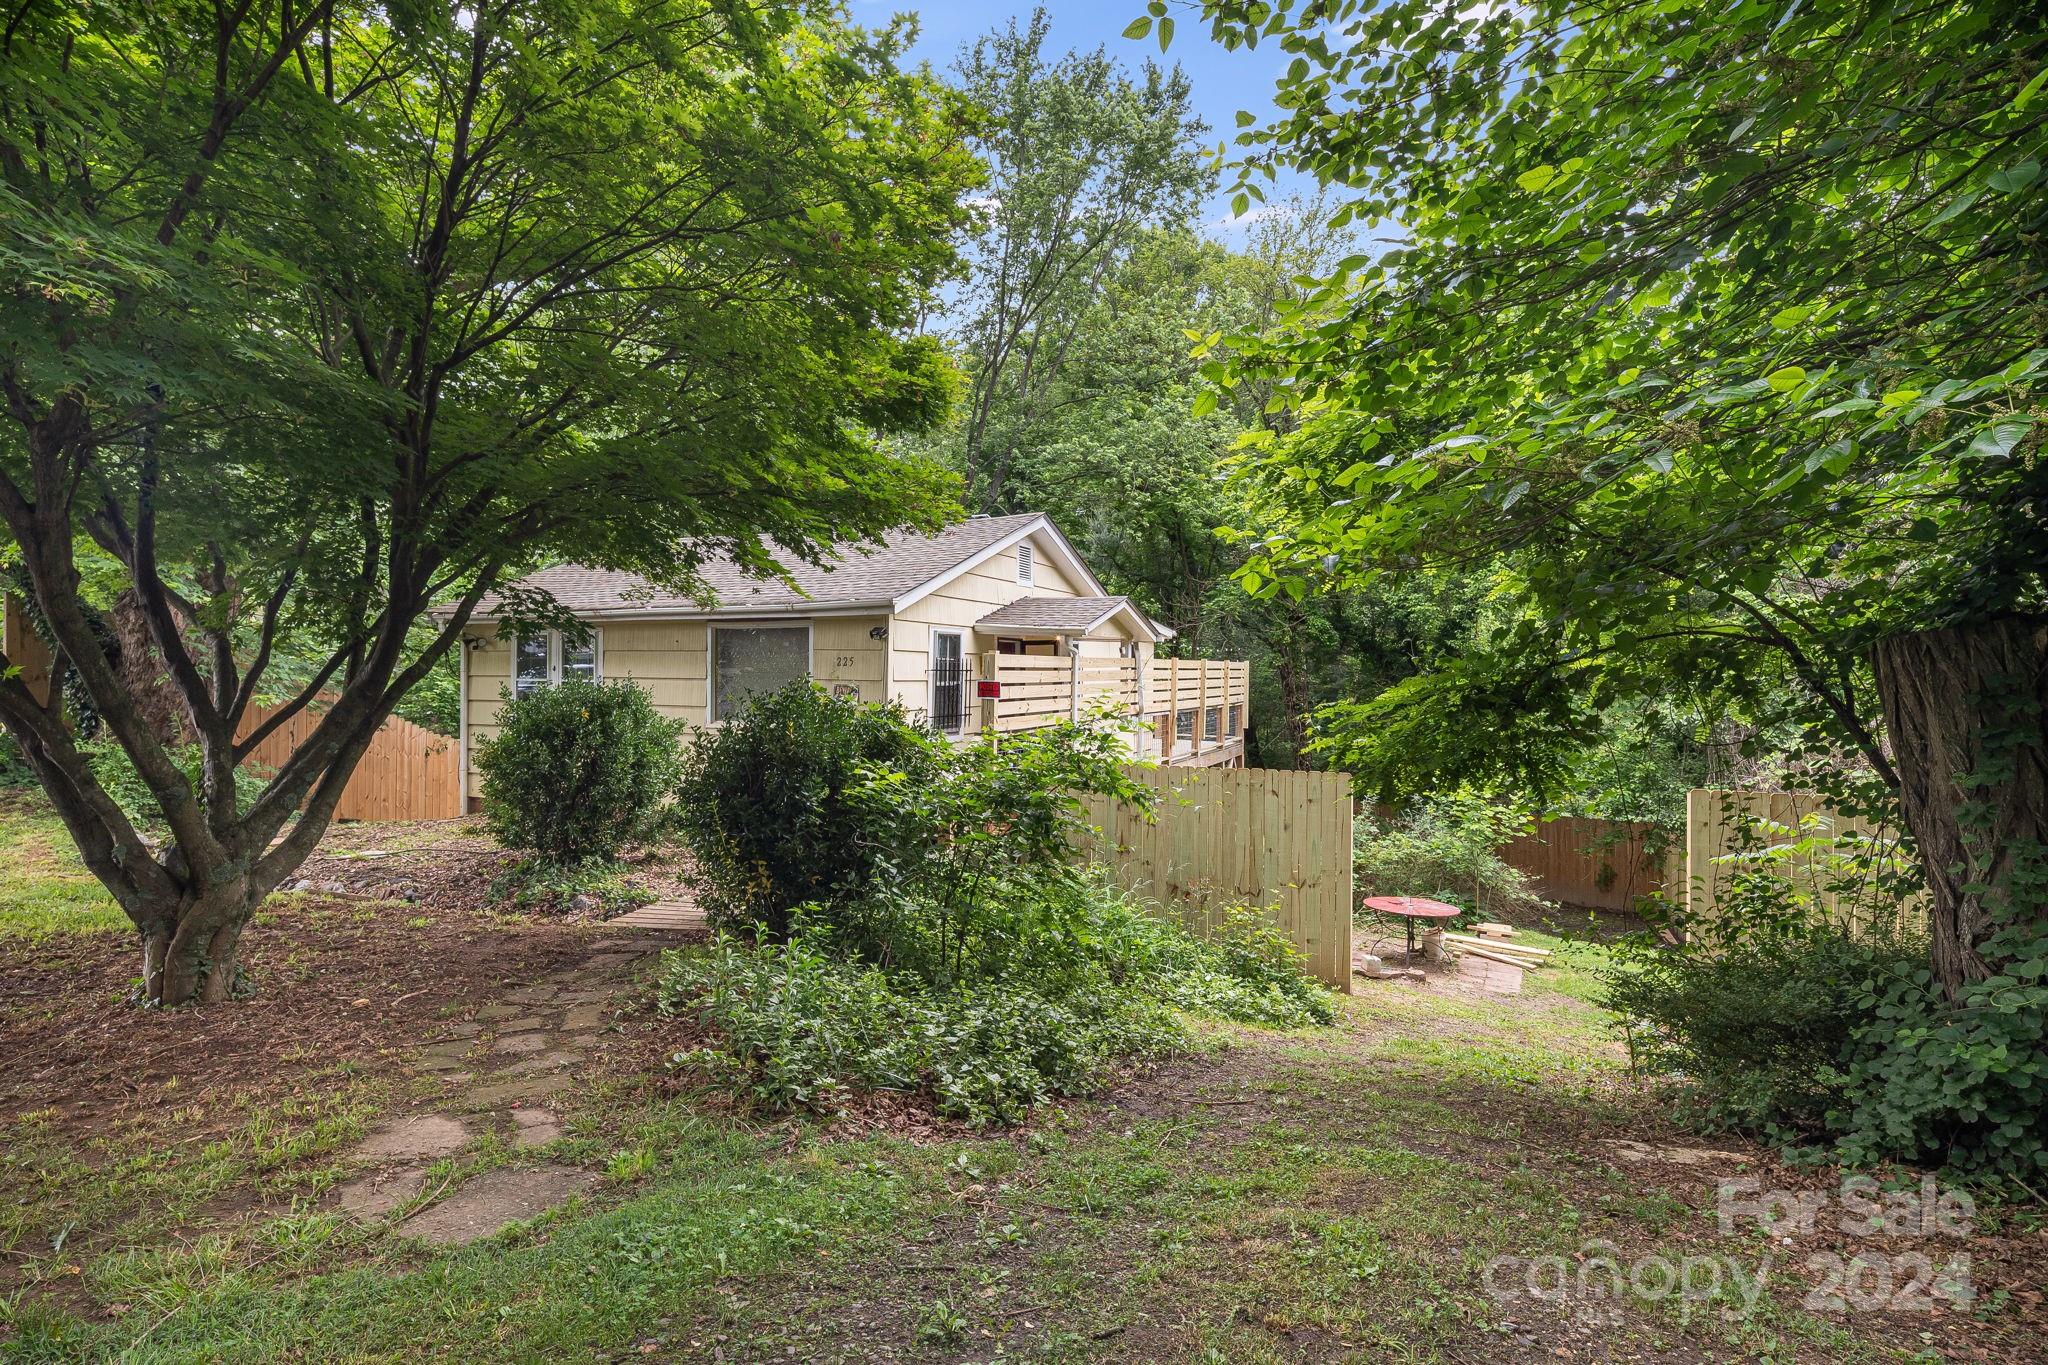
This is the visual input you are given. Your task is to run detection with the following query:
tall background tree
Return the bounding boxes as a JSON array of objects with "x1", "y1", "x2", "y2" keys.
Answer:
[
  {"x1": 946, "y1": 8, "x2": 1208, "y2": 511},
  {"x1": 1179, "y1": 0, "x2": 2047, "y2": 997},
  {"x1": 926, "y1": 13, "x2": 1483, "y2": 765},
  {"x1": 0, "y1": 0, "x2": 975, "y2": 1004}
]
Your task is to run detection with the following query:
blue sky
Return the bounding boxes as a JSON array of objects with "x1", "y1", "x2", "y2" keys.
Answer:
[{"x1": 859, "y1": 1, "x2": 1317, "y2": 238}]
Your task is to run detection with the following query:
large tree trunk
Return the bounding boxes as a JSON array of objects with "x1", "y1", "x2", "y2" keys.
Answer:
[
  {"x1": 139, "y1": 876, "x2": 266, "y2": 1006},
  {"x1": 1872, "y1": 618, "x2": 2048, "y2": 1001}
]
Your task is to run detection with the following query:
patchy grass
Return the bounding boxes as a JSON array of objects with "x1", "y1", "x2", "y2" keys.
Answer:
[
  {"x1": 2, "y1": 809, "x2": 2037, "y2": 1363},
  {"x1": 0, "y1": 793, "x2": 130, "y2": 941}
]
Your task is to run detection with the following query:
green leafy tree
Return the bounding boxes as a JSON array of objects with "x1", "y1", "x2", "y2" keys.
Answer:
[
  {"x1": 0, "y1": 1, "x2": 975, "y2": 1004},
  {"x1": 948, "y1": 8, "x2": 1209, "y2": 509},
  {"x1": 1189, "y1": 0, "x2": 2048, "y2": 999}
]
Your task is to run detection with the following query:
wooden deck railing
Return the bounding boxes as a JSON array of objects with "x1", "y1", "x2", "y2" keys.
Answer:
[{"x1": 976, "y1": 652, "x2": 1250, "y2": 765}]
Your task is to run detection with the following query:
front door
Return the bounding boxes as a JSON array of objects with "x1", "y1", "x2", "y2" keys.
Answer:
[{"x1": 931, "y1": 630, "x2": 965, "y2": 733}]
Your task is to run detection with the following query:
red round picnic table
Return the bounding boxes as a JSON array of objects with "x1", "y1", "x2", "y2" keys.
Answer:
[{"x1": 1359, "y1": 895, "x2": 1462, "y2": 967}]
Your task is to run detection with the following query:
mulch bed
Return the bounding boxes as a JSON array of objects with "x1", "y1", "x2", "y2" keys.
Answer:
[
  {"x1": 0, "y1": 896, "x2": 598, "y2": 1140},
  {"x1": 296, "y1": 817, "x2": 696, "y2": 917}
]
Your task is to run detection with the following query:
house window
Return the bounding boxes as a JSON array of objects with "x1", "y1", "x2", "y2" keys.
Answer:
[
  {"x1": 1016, "y1": 543, "x2": 1033, "y2": 585},
  {"x1": 1204, "y1": 706, "x2": 1222, "y2": 741},
  {"x1": 1227, "y1": 703, "x2": 1242, "y2": 736},
  {"x1": 514, "y1": 629, "x2": 601, "y2": 698},
  {"x1": 713, "y1": 624, "x2": 810, "y2": 719},
  {"x1": 1175, "y1": 708, "x2": 1195, "y2": 740}
]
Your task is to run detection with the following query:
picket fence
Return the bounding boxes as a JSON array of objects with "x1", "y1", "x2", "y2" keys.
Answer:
[
  {"x1": 236, "y1": 698, "x2": 461, "y2": 823},
  {"x1": 1078, "y1": 765, "x2": 1356, "y2": 992}
]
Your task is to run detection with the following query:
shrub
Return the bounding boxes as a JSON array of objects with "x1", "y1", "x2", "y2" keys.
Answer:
[
  {"x1": 475, "y1": 678, "x2": 686, "y2": 866},
  {"x1": 672, "y1": 682, "x2": 938, "y2": 940},
  {"x1": 1605, "y1": 893, "x2": 2048, "y2": 1188},
  {"x1": 1604, "y1": 926, "x2": 1911, "y2": 1141},
  {"x1": 657, "y1": 880, "x2": 1336, "y2": 1126},
  {"x1": 1354, "y1": 793, "x2": 1549, "y2": 920},
  {"x1": 837, "y1": 717, "x2": 1151, "y2": 979}
]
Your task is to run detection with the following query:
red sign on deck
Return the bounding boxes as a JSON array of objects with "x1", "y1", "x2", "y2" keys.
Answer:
[{"x1": 975, "y1": 680, "x2": 1002, "y2": 699}]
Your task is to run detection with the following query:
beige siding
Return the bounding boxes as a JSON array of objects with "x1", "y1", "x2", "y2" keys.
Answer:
[
  {"x1": 800, "y1": 615, "x2": 889, "y2": 703},
  {"x1": 891, "y1": 533, "x2": 1093, "y2": 710},
  {"x1": 462, "y1": 616, "x2": 894, "y2": 798},
  {"x1": 463, "y1": 620, "x2": 710, "y2": 799}
]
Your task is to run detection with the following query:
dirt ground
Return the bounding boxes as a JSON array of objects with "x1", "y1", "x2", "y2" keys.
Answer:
[
  {"x1": 0, "y1": 893, "x2": 597, "y2": 1139},
  {"x1": 297, "y1": 816, "x2": 695, "y2": 914}
]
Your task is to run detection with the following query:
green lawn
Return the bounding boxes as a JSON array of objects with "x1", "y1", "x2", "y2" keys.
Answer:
[
  {"x1": 0, "y1": 794, "x2": 131, "y2": 941},
  {"x1": 0, "y1": 808, "x2": 2020, "y2": 1362}
]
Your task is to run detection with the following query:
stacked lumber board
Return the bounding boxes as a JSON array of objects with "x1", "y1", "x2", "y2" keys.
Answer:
[{"x1": 1445, "y1": 929, "x2": 1551, "y2": 970}]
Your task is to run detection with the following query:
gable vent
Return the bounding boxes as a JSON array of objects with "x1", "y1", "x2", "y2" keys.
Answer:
[{"x1": 1016, "y1": 543, "x2": 1034, "y2": 585}]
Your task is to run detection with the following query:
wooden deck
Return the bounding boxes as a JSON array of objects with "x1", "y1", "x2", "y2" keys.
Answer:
[
  {"x1": 976, "y1": 652, "x2": 1251, "y2": 766},
  {"x1": 607, "y1": 899, "x2": 706, "y2": 932}
]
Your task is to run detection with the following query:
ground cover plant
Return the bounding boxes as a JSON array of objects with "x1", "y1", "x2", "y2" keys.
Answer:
[
  {"x1": 1604, "y1": 840, "x2": 2048, "y2": 1190},
  {"x1": 665, "y1": 686, "x2": 1333, "y2": 1124}
]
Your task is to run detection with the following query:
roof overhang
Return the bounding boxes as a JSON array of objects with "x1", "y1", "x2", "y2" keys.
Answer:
[
  {"x1": 450, "y1": 601, "x2": 893, "y2": 627},
  {"x1": 974, "y1": 598, "x2": 1172, "y2": 643}
]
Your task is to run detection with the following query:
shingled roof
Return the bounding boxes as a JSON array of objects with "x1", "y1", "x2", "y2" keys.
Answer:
[
  {"x1": 470, "y1": 514, "x2": 1064, "y2": 619},
  {"x1": 974, "y1": 595, "x2": 1166, "y2": 641}
]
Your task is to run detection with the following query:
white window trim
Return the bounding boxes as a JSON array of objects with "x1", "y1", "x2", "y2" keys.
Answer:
[
  {"x1": 513, "y1": 627, "x2": 603, "y2": 698},
  {"x1": 708, "y1": 621, "x2": 814, "y2": 725}
]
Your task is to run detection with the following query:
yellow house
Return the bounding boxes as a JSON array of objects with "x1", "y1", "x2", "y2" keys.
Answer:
[{"x1": 454, "y1": 513, "x2": 1249, "y2": 807}]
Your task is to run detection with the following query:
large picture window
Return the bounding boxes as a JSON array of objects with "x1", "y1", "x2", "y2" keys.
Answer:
[
  {"x1": 713, "y1": 625, "x2": 810, "y2": 719},
  {"x1": 514, "y1": 629, "x2": 600, "y2": 698}
]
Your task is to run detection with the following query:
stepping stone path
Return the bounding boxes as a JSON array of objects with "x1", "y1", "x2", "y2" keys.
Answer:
[
  {"x1": 329, "y1": 925, "x2": 698, "y2": 1245},
  {"x1": 402, "y1": 1166, "x2": 601, "y2": 1246}
]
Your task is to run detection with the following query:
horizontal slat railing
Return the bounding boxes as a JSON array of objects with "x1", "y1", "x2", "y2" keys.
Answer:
[{"x1": 982, "y1": 653, "x2": 1248, "y2": 763}]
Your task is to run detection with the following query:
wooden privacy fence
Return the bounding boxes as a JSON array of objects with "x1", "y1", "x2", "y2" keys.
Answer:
[
  {"x1": 236, "y1": 699, "x2": 461, "y2": 822},
  {"x1": 1077, "y1": 764, "x2": 1356, "y2": 992},
  {"x1": 1498, "y1": 815, "x2": 1678, "y2": 912},
  {"x1": 1685, "y1": 788, "x2": 1926, "y2": 938}
]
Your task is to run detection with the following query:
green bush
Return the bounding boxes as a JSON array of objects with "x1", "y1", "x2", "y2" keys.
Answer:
[
  {"x1": 672, "y1": 682, "x2": 938, "y2": 940},
  {"x1": 1354, "y1": 793, "x2": 1549, "y2": 920},
  {"x1": 1606, "y1": 908, "x2": 2048, "y2": 1188},
  {"x1": 837, "y1": 715, "x2": 1151, "y2": 980},
  {"x1": 659, "y1": 881, "x2": 1334, "y2": 1127},
  {"x1": 659, "y1": 689, "x2": 1334, "y2": 1126},
  {"x1": 475, "y1": 678, "x2": 686, "y2": 866},
  {"x1": 1604, "y1": 926, "x2": 1909, "y2": 1141}
]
